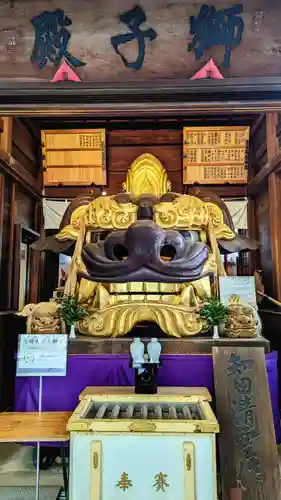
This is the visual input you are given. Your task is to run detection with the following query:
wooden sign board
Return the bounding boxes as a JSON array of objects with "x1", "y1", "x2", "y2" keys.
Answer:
[
  {"x1": 213, "y1": 346, "x2": 281, "y2": 500},
  {"x1": 41, "y1": 129, "x2": 106, "y2": 186},
  {"x1": 183, "y1": 126, "x2": 249, "y2": 185}
]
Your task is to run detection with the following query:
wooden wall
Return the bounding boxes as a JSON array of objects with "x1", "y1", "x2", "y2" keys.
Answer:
[
  {"x1": 0, "y1": 0, "x2": 280, "y2": 81},
  {"x1": 12, "y1": 118, "x2": 40, "y2": 178},
  {"x1": 0, "y1": 117, "x2": 42, "y2": 410},
  {"x1": 255, "y1": 190, "x2": 273, "y2": 295},
  {"x1": 107, "y1": 129, "x2": 182, "y2": 194},
  {"x1": 44, "y1": 121, "x2": 250, "y2": 199},
  {"x1": 248, "y1": 112, "x2": 281, "y2": 305}
]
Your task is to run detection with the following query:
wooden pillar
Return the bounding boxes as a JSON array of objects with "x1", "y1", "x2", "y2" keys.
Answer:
[
  {"x1": 1, "y1": 117, "x2": 13, "y2": 155},
  {"x1": 247, "y1": 197, "x2": 259, "y2": 275},
  {"x1": 29, "y1": 201, "x2": 44, "y2": 304},
  {"x1": 265, "y1": 112, "x2": 281, "y2": 300},
  {"x1": 268, "y1": 172, "x2": 281, "y2": 301},
  {"x1": 266, "y1": 112, "x2": 278, "y2": 163}
]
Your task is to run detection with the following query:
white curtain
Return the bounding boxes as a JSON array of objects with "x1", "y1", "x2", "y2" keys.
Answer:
[
  {"x1": 225, "y1": 199, "x2": 248, "y2": 230},
  {"x1": 43, "y1": 199, "x2": 70, "y2": 230},
  {"x1": 43, "y1": 198, "x2": 248, "y2": 231}
]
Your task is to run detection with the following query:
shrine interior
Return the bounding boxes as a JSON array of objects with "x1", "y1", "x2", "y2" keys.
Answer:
[{"x1": 0, "y1": 110, "x2": 278, "y2": 408}]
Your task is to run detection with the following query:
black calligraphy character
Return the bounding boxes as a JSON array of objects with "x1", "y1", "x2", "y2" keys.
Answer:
[
  {"x1": 111, "y1": 5, "x2": 157, "y2": 70},
  {"x1": 31, "y1": 9, "x2": 85, "y2": 69},
  {"x1": 188, "y1": 4, "x2": 244, "y2": 68},
  {"x1": 235, "y1": 376, "x2": 252, "y2": 395},
  {"x1": 226, "y1": 354, "x2": 253, "y2": 376}
]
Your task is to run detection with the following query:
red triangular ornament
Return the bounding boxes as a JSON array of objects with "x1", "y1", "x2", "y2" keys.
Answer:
[
  {"x1": 190, "y1": 58, "x2": 224, "y2": 80},
  {"x1": 51, "y1": 58, "x2": 81, "y2": 82}
]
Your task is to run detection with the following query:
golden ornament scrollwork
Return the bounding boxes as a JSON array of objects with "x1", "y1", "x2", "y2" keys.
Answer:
[
  {"x1": 77, "y1": 302, "x2": 203, "y2": 338},
  {"x1": 154, "y1": 195, "x2": 209, "y2": 230},
  {"x1": 205, "y1": 202, "x2": 235, "y2": 240},
  {"x1": 123, "y1": 153, "x2": 171, "y2": 196},
  {"x1": 84, "y1": 196, "x2": 138, "y2": 230},
  {"x1": 56, "y1": 196, "x2": 138, "y2": 242},
  {"x1": 56, "y1": 205, "x2": 88, "y2": 241}
]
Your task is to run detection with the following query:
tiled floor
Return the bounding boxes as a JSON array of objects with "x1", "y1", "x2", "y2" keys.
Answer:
[{"x1": 0, "y1": 486, "x2": 62, "y2": 500}]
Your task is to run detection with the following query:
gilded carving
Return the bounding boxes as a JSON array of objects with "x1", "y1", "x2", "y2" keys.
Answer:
[
  {"x1": 205, "y1": 201, "x2": 235, "y2": 240},
  {"x1": 154, "y1": 195, "x2": 209, "y2": 230},
  {"x1": 55, "y1": 205, "x2": 88, "y2": 242},
  {"x1": 225, "y1": 302, "x2": 260, "y2": 338},
  {"x1": 123, "y1": 153, "x2": 171, "y2": 196},
  {"x1": 78, "y1": 302, "x2": 203, "y2": 338},
  {"x1": 17, "y1": 302, "x2": 66, "y2": 334},
  {"x1": 57, "y1": 197, "x2": 138, "y2": 242},
  {"x1": 84, "y1": 196, "x2": 137, "y2": 230},
  {"x1": 28, "y1": 153, "x2": 259, "y2": 339}
]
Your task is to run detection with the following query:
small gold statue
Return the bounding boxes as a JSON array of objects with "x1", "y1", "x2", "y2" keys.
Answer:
[
  {"x1": 225, "y1": 302, "x2": 260, "y2": 338},
  {"x1": 17, "y1": 301, "x2": 66, "y2": 334}
]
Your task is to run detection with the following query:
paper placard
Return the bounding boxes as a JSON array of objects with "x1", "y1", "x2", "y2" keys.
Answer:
[
  {"x1": 16, "y1": 334, "x2": 67, "y2": 377},
  {"x1": 219, "y1": 276, "x2": 257, "y2": 308}
]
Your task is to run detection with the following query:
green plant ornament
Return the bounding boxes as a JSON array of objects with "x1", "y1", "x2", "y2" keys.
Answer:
[
  {"x1": 200, "y1": 297, "x2": 229, "y2": 329},
  {"x1": 60, "y1": 295, "x2": 88, "y2": 329}
]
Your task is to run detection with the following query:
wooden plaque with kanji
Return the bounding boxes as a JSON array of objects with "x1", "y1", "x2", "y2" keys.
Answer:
[
  {"x1": 41, "y1": 129, "x2": 106, "y2": 186},
  {"x1": 183, "y1": 126, "x2": 249, "y2": 185}
]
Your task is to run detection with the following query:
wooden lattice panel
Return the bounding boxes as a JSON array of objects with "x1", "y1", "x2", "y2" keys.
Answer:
[
  {"x1": 183, "y1": 126, "x2": 249, "y2": 185},
  {"x1": 41, "y1": 129, "x2": 106, "y2": 186},
  {"x1": 84, "y1": 401, "x2": 204, "y2": 420}
]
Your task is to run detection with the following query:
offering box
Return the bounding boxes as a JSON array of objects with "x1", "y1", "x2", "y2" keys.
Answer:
[{"x1": 67, "y1": 387, "x2": 219, "y2": 500}]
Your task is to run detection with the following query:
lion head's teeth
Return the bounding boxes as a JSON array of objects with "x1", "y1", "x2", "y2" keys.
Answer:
[{"x1": 109, "y1": 282, "x2": 181, "y2": 294}]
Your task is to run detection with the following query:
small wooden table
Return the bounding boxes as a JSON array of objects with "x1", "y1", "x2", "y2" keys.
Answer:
[
  {"x1": 0, "y1": 411, "x2": 71, "y2": 499},
  {"x1": 0, "y1": 411, "x2": 71, "y2": 442}
]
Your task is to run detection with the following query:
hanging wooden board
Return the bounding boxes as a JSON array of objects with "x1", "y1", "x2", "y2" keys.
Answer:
[
  {"x1": 41, "y1": 129, "x2": 106, "y2": 186},
  {"x1": 213, "y1": 346, "x2": 281, "y2": 500},
  {"x1": 183, "y1": 126, "x2": 249, "y2": 185}
]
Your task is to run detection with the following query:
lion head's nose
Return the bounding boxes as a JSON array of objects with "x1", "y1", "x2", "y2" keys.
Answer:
[{"x1": 125, "y1": 220, "x2": 165, "y2": 259}]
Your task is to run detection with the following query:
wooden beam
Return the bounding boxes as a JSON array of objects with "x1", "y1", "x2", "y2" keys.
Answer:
[
  {"x1": 250, "y1": 113, "x2": 265, "y2": 139},
  {"x1": 1, "y1": 117, "x2": 13, "y2": 155},
  {"x1": 247, "y1": 149, "x2": 281, "y2": 196},
  {"x1": 266, "y1": 112, "x2": 278, "y2": 162},
  {"x1": 269, "y1": 172, "x2": 281, "y2": 301},
  {"x1": 0, "y1": 149, "x2": 42, "y2": 199},
  {"x1": 45, "y1": 186, "x2": 103, "y2": 199}
]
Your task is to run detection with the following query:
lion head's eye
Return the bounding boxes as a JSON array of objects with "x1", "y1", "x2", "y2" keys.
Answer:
[
  {"x1": 180, "y1": 230, "x2": 200, "y2": 243},
  {"x1": 91, "y1": 230, "x2": 113, "y2": 243}
]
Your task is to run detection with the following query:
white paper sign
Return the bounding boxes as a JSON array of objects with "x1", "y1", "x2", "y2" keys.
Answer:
[
  {"x1": 16, "y1": 334, "x2": 68, "y2": 377},
  {"x1": 219, "y1": 276, "x2": 257, "y2": 308}
]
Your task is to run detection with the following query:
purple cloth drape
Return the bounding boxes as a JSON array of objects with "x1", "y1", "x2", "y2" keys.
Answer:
[{"x1": 14, "y1": 352, "x2": 281, "y2": 443}]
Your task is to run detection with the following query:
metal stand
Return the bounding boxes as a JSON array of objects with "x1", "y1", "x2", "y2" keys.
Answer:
[
  {"x1": 60, "y1": 443, "x2": 69, "y2": 500},
  {"x1": 35, "y1": 376, "x2": 43, "y2": 500}
]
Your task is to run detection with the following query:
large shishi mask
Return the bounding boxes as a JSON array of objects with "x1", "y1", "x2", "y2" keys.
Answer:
[{"x1": 34, "y1": 154, "x2": 258, "y2": 338}]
